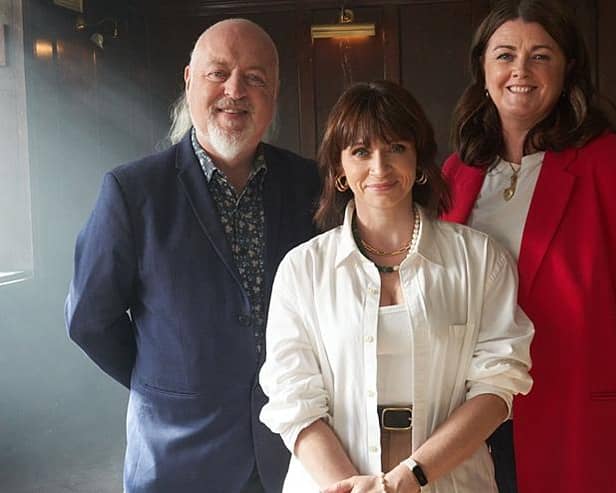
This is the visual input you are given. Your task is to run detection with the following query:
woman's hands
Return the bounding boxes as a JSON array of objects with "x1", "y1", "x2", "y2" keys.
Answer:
[
  {"x1": 322, "y1": 465, "x2": 420, "y2": 493},
  {"x1": 321, "y1": 473, "x2": 388, "y2": 493}
]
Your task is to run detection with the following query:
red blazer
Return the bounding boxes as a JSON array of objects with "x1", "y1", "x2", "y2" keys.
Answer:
[{"x1": 442, "y1": 133, "x2": 616, "y2": 493}]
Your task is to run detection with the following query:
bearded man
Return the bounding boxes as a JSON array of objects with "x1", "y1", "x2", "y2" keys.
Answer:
[{"x1": 65, "y1": 19, "x2": 319, "y2": 493}]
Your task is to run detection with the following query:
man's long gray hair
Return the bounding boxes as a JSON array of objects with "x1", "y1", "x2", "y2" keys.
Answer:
[{"x1": 167, "y1": 93, "x2": 192, "y2": 145}]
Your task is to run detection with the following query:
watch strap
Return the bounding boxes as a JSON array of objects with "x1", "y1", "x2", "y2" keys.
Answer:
[{"x1": 402, "y1": 457, "x2": 428, "y2": 487}]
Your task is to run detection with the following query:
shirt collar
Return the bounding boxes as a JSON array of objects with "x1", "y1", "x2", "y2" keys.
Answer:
[
  {"x1": 190, "y1": 127, "x2": 267, "y2": 182},
  {"x1": 490, "y1": 151, "x2": 545, "y2": 176},
  {"x1": 334, "y1": 200, "x2": 444, "y2": 269}
]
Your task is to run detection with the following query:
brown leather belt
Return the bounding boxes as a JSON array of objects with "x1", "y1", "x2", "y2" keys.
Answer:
[{"x1": 378, "y1": 406, "x2": 413, "y2": 472}]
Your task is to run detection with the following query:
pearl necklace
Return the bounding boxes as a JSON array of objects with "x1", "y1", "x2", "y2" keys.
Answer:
[{"x1": 352, "y1": 207, "x2": 421, "y2": 274}]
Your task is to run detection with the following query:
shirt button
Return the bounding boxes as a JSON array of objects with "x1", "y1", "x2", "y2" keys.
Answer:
[
  {"x1": 368, "y1": 286, "x2": 379, "y2": 295},
  {"x1": 364, "y1": 335, "x2": 374, "y2": 343},
  {"x1": 367, "y1": 390, "x2": 376, "y2": 398},
  {"x1": 369, "y1": 446, "x2": 378, "y2": 453},
  {"x1": 238, "y1": 314, "x2": 250, "y2": 326}
]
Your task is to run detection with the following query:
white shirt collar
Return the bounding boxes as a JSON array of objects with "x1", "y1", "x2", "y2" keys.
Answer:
[
  {"x1": 334, "y1": 200, "x2": 445, "y2": 269},
  {"x1": 489, "y1": 151, "x2": 545, "y2": 176}
]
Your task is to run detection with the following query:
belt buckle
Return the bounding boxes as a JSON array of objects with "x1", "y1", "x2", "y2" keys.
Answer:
[{"x1": 381, "y1": 406, "x2": 413, "y2": 431}]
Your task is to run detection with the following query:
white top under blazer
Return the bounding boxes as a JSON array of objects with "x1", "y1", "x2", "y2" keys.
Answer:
[
  {"x1": 259, "y1": 201, "x2": 534, "y2": 493},
  {"x1": 469, "y1": 152, "x2": 545, "y2": 260}
]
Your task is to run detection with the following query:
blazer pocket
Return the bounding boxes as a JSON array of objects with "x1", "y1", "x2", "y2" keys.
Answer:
[
  {"x1": 591, "y1": 391, "x2": 616, "y2": 401},
  {"x1": 139, "y1": 381, "x2": 199, "y2": 398}
]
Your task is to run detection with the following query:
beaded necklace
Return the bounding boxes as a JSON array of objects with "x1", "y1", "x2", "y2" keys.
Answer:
[{"x1": 352, "y1": 207, "x2": 420, "y2": 274}]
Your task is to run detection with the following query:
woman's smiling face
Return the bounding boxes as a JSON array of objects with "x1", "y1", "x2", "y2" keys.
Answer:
[
  {"x1": 340, "y1": 139, "x2": 416, "y2": 214},
  {"x1": 483, "y1": 19, "x2": 568, "y2": 130}
]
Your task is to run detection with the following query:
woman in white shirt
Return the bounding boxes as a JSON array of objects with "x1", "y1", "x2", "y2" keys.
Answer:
[{"x1": 259, "y1": 80, "x2": 533, "y2": 493}]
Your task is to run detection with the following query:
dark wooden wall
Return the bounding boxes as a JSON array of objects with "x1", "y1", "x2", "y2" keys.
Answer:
[
  {"x1": 125, "y1": 0, "x2": 615, "y2": 161},
  {"x1": 22, "y1": 0, "x2": 616, "y2": 163},
  {"x1": 134, "y1": 0, "x2": 492, "y2": 161},
  {"x1": 597, "y1": 0, "x2": 616, "y2": 116}
]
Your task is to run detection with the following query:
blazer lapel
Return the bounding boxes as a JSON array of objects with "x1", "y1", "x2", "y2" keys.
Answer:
[
  {"x1": 175, "y1": 135, "x2": 244, "y2": 288},
  {"x1": 518, "y1": 148, "x2": 576, "y2": 299},
  {"x1": 442, "y1": 162, "x2": 485, "y2": 224},
  {"x1": 261, "y1": 145, "x2": 283, "y2": 298}
]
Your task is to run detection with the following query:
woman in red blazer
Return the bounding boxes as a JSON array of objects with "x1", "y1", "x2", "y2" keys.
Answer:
[{"x1": 442, "y1": 1, "x2": 616, "y2": 493}]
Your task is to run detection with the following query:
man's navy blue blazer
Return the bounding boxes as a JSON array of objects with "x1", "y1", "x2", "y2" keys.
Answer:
[{"x1": 65, "y1": 133, "x2": 320, "y2": 493}]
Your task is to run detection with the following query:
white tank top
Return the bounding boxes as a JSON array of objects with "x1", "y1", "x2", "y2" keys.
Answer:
[{"x1": 377, "y1": 304, "x2": 412, "y2": 405}]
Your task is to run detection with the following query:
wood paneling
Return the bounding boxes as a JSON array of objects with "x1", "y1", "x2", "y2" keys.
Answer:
[
  {"x1": 297, "y1": 3, "x2": 316, "y2": 156},
  {"x1": 310, "y1": 6, "x2": 387, "y2": 150},
  {"x1": 382, "y1": 5, "x2": 400, "y2": 83},
  {"x1": 133, "y1": 0, "x2": 496, "y2": 156},
  {"x1": 400, "y1": 1, "x2": 481, "y2": 161},
  {"x1": 597, "y1": 0, "x2": 616, "y2": 108},
  {"x1": 569, "y1": 0, "x2": 597, "y2": 84},
  {"x1": 34, "y1": 0, "x2": 616, "y2": 160}
]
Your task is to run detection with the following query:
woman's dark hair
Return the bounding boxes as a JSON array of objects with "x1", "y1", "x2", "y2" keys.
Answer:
[
  {"x1": 314, "y1": 80, "x2": 450, "y2": 231},
  {"x1": 451, "y1": 0, "x2": 614, "y2": 167}
]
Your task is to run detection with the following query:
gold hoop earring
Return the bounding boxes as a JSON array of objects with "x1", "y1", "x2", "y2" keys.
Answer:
[
  {"x1": 335, "y1": 175, "x2": 349, "y2": 192},
  {"x1": 415, "y1": 170, "x2": 428, "y2": 185}
]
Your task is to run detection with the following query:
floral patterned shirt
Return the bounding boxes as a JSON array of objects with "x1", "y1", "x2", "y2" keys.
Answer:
[{"x1": 191, "y1": 128, "x2": 267, "y2": 356}]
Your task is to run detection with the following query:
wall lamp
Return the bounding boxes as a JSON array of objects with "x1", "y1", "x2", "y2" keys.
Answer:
[
  {"x1": 311, "y1": 8, "x2": 375, "y2": 40},
  {"x1": 75, "y1": 15, "x2": 119, "y2": 49},
  {"x1": 53, "y1": 0, "x2": 84, "y2": 13}
]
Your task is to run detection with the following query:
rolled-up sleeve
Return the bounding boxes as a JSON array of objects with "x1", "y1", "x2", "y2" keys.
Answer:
[
  {"x1": 466, "y1": 239, "x2": 534, "y2": 417},
  {"x1": 259, "y1": 253, "x2": 331, "y2": 452}
]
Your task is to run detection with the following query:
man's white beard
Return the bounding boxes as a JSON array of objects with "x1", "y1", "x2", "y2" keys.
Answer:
[{"x1": 206, "y1": 115, "x2": 254, "y2": 162}]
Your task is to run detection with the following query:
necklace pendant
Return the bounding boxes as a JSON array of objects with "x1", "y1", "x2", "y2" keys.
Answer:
[
  {"x1": 503, "y1": 186, "x2": 515, "y2": 201},
  {"x1": 503, "y1": 171, "x2": 518, "y2": 201}
]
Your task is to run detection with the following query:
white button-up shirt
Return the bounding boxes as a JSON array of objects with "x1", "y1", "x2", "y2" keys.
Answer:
[{"x1": 260, "y1": 201, "x2": 534, "y2": 493}]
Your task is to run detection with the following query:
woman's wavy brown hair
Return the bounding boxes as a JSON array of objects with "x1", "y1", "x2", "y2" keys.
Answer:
[
  {"x1": 314, "y1": 80, "x2": 450, "y2": 231},
  {"x1": 451, "y1": 0, "x2": 614, "y2": 168}
]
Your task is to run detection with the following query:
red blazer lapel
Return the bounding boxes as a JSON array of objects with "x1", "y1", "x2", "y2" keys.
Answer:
[
  {"x1": 441, "y1": 156, "x2": 485, "y2": 224},
  {"x1": 518, "y1": 148, "x2": 577, "y2": 301}
]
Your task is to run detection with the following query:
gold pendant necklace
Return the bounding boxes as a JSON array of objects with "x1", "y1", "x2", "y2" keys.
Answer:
[
  {"x1": 359, "y1": 208, "x2": 420, "y2": 257},
  {"x1": 503, "y1": 162, "x2": 521, "y2": 201},
  {"x1": 353, "y1": 207, "x2": 421, "y2": 273},
  {"x1": 360, "y1": 238, "x2": 411, "y2": 257}
]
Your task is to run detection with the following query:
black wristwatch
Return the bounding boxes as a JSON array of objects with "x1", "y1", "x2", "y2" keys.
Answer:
[{"x1": 403, "y1": 458, "x2": 429, "y2": 487}]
